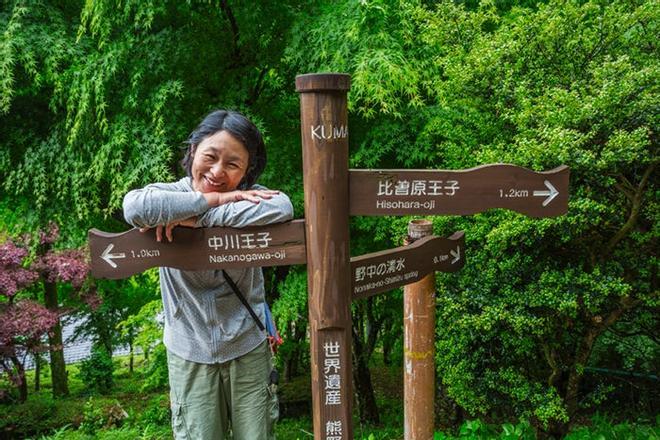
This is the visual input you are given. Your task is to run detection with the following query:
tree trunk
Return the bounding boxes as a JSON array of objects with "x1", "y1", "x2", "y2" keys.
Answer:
[
  {"x1": 352, "y1": 326, "x2": 380, "y2": 424},
  {"x1": 43, "y1": 280, "x2": 68, "y2": 397},
  {"x1": 283, "y1": 321, "x2": 294, "y2": 382},
  {"x1": 34, "y1": 353, "x2": 41, "y2": 391},
  {"x1": 382, "y1": 335, "x2": 393, "y2": 366},
  {"x1": 563, "y1": 298, "x2": 638, "y2": 432},
  {"x1": 350, "y1": 298, "x2": 385, "y2": 424},
  {"x1": 129, "y1": 340, "x2": 134, "y2": 374},
  {"x1": 11, "y1": 356, "x2": 28, "y2": 403}
]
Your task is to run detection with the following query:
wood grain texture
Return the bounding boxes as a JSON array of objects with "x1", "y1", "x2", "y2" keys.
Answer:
[
  {"x1": 298, "y1": 73, "x2": 354, "y2": 440},
  {"x1": 349, "y1": 164, "x2": 569, "y2": 217},
  {"x1": 88, "y1": 220, "x2": 306, "y2": 279},
  {"x1": 351, "y1": 231, "x2": 465, "y2": 300}
]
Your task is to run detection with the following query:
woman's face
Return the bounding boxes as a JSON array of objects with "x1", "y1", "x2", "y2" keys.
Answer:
[{"x1": 191, "y1": 130, "x2": 250, "y2": 193}]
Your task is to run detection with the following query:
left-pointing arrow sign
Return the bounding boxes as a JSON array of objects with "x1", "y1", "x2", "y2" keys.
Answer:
[
  {"x1": 88, "y1": 220, "x2": 307, "y2": 279},
  {"x1": 101, "y1": 244, "x2": 125, "y2": 268}
]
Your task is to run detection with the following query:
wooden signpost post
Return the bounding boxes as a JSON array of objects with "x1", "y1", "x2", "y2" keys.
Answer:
[
  {"x1": 88, "y1": 72, "x2": 569, "y2": 440},
  {"x1": 402, "y1": 220, "x2": 436, "y2": 440},
  {"x1": 297, "y1": 73, "x2": 354, "y2": 440}
]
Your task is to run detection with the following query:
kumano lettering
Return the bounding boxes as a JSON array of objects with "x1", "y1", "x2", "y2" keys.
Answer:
[{"x1": 311, "y1": 124, "x2": 348, "y2": 140}]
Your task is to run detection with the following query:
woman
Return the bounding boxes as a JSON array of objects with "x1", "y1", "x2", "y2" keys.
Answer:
[{"x1": 123, "y1": 110, "x2": 292, "y2": 439}]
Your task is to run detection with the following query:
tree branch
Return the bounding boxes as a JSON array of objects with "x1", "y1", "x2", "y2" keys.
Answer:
[
  {"x1": 605, "y1": 161, "x2": 658, "y2": 254},
  {"x1": 219, "y1": 0, "x2": 241, "y2": 64},
  {"x1": 245, "y1": 67, "x2": 268, "y2": 106}
]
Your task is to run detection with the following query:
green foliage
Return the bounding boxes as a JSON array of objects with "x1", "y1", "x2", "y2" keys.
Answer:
[
  {"x1": 284, "y1": 0, "x2": 659, "y2": 429},
  {"x1": 140, "y1": 344, "x2": 169, "y2": 392},
  {"x1": 77, "y1": 348, "x2": 114, "y2": 394},
  {"x1": 79, "y1": 397, "x2": 128, "y2": 434},
  {"x1": 1, "y1": 0, "x2": 303, "y2": 234},
  {"x1": 0, "y1": 393, "x2": 57, "y2": 435},
  {"x1": 116, "y1": 288, "x2": 169, "y2": 392},
  {"x1": 137, "y1": 394, "x2": 170, "y2": 427},
  {"x1": 564, "y1": 414, "x2": 660, "y2": 440},
  {"x1": 272, "y1": 267, "x2": 310, "y2": 375},
  {"x1": 2, "y1": 0, "x2": 657, "y2": 432}
]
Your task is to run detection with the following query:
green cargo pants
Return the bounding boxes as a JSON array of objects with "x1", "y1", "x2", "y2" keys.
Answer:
[{"x1": 167, "y1": 341, "x2": 278, "y2": 440}]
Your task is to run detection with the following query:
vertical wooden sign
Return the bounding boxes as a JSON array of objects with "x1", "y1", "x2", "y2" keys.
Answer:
[{"x1": 297, "y1": 73, "x2": 353, "y2": 440}]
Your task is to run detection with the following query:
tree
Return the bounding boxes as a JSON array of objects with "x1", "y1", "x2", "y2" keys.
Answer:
[
  {"x1": 2, "y1": 0, "x2": 656, "y2": 432},
  {"x1": 0, "y1": 239, "x2": 54, "y2": 402},
  {"x1": 29, "y1": 223, "x2": 89, "y2": 397},
  {"x1": 284, "y1": 0, "x2": 658, "y2": 433}
]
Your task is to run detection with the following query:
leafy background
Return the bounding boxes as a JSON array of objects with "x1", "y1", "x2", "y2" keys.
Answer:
[{"x1": 1, "y1": 0, "x2": 657, "y2": 438}]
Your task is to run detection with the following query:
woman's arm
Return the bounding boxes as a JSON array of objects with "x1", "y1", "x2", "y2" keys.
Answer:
[
  {"x1": 196, "y1": 186, "x2": 294, "y2": 228},
  {"x1": 122, "y1": 179, "x2": 209, "y2": 228}
]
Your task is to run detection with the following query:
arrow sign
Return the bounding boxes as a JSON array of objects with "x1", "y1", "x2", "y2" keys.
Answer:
[
  {"x1": 349, "y1": 164, "x2": 569, "y2": 218},
  {"x1": 351, "y1": 231, "x2": 465, "y2": 300},
  {"x1": 100, "y1": 244, "x2": 125, "y2": 269},
  {"x1": 450, "y1": 245, "x2": 460, "y2": 264},
  {"x1": 89, "y1": 220, "x2": 307, "y2": 279},
  {"x1": 533, "y1": 180, "x2": 559, "y2": 206}
]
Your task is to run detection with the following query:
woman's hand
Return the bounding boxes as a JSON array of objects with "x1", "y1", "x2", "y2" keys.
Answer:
[
  {"x1": 203, "y1": 189, "x2": 280, "y2": 207},
  {"x1": 140, "y1": 217, "x2": 197, "y2": 242}
]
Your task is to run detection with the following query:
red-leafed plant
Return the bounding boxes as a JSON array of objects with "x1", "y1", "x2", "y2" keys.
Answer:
[{"x1": 0, "y1": 223, "x2": 90, "y2": 402}]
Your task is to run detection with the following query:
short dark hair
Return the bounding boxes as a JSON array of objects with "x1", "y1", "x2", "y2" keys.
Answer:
[{"x1": 181, "y1": 110, "x2": 267, "y2": 189}]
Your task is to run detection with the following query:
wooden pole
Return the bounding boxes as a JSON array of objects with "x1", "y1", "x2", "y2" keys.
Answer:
[
  {"x1": 404, "y1": 219, "x2": 436, "y2": 440},
  {"x1": 296, "y1": 73, "x2": 353, "y2": 440}
]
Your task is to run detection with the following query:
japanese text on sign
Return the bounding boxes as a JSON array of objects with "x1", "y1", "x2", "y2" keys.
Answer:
[
  {"x1": 355, "y1": 258, "x2": 405, "y2": 282},
  {"x1": 323, "y1": 341, "x2": 342, "y2": 406},
  {"x1": 326, "y1": 420, "x2": 343, "y2": 440},
  {"x1": 207, "y1": 232, "x2": 272, "y2": 251},
  {"x1": 377, "y1": 179, "x2": 460, "y2": 197}
]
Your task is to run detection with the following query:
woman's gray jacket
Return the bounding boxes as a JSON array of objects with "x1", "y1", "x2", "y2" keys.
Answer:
[{"x1": 123, "y1": 177, "x2": 293, "y2": 364}]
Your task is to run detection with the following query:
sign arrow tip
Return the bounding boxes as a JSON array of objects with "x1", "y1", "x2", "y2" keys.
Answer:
[
  {"x1": 533, "y1": 180, "x2": 559, "y2": 207},
  {"x1": 101, "y1": 243, "x2": 125, "y2": 269},
  {"x1": 450, "y1": 246, "x2": 461, "y2": 264}
]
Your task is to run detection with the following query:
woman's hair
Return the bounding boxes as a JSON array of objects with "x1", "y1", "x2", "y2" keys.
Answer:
[{"x1": 181, "y1": 110, "x2": 267, "y2": 189}]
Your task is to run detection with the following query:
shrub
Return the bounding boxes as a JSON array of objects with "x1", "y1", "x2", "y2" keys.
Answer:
[
  {"x1": 79, "y1": 397, "x2": 128, "y2": 435},
  {"x1": 78, "y1": 347, "x2": 114, "y2": 394}
]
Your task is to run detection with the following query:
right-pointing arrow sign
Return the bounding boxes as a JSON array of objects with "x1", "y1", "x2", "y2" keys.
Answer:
[
  {"x1": 450, "y1": 246, "x2": 461, "y2": 264},
  {"x1": 349, "y1": 164, "x2": 569, "y2": 218},
  {"x1": 351, "y1": 231, "x2": 465, "y2": 300},
  {"x1": 533, "y1": 180, "x2": 559, "y2": 207}
]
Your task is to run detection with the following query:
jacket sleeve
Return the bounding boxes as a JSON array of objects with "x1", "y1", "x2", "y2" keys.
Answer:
[
  {"x1": 122, "y1": 180, "x2": 210, "y2": 228},
  {"x1": 195, "y1": 186, "x2": 294, "y2": 228}
]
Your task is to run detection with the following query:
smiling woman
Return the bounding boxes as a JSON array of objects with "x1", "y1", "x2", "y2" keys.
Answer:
[
  {"x1": 122, "y1": 109, "x2": 292, "y2": 440},
  {"x1": 192, "y1": 130, "x2": 249, "y2": 194}
]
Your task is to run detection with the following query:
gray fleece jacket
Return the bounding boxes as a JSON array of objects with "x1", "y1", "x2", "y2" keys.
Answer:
[{"x1": 122, "y1": 177, "x2": 293, "y2": 364}]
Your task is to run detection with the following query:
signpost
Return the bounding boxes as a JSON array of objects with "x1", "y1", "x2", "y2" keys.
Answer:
[
  {"x1": 297, "y1": 73, "x2": 354, "y2": 440},
  {"x1": 402, "y1": 220, "x2": 436, "y2": 440},
  {"x1": 351, "y1": 231, "x2": 464, "y2": 300},
  {"x1": 88, "y1": 219, "x2": 306, "y2": 279},
  {"x1": 88, "y1": 72, "x2": 569, "y2": 440},
  {"x1": 349, "y1": 164, "x2": 569, "y2": 217}
]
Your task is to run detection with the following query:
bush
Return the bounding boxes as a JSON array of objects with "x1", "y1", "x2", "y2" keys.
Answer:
[
  {"x1": 141, "y1": 344, "x2": 169, "y2": 392},
  {"x1": 79, "y1": 397, "x2": 128, "y2": 435},
  {"x1": 0, "y1": 393, "x2": 57, "y2": 437},
  {"x1": 138, "y1": 395, "x2": 171, "y2": 427},
  {"x1": 78, "y1": 348, "x2": 114, "y2": 394}
]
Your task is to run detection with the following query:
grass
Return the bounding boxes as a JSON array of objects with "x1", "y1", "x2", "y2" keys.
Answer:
[{"x1": 2, "y1": 355, "x2": 658, "y2": 439}]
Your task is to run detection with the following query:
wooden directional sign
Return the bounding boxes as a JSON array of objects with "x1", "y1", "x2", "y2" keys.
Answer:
[
  {"x1": 351, "y1": 231, "x2": 465, "y2": 300},
  {"x1": 349, "y1": 164, "x2": 569, "y2": 218},
  {"x1": 88, "y1": 220, "x2": 306, "y2": 279}
]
